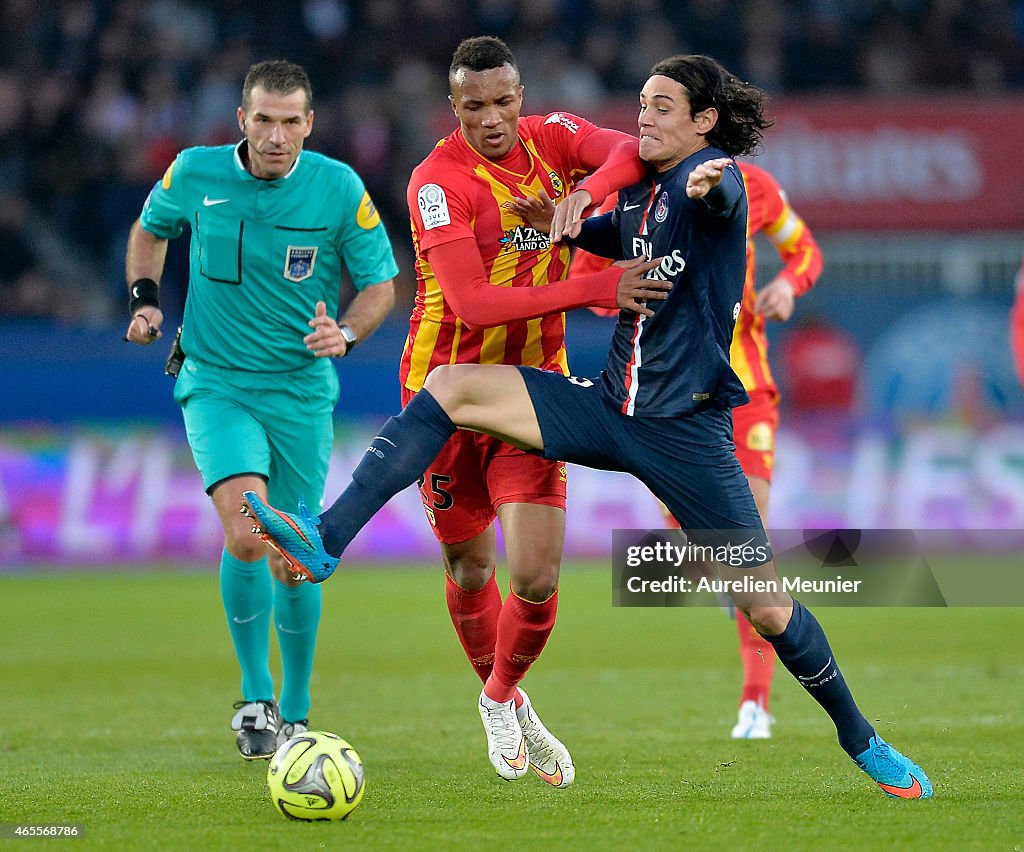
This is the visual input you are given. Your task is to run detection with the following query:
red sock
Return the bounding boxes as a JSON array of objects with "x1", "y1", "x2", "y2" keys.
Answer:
[
  {"x1": 738, "y1": 613, "x2": 775, "y2": 709},
  {"x1": 445, "y1": 572, "x2": 502, "y2": 684},
  {"x1": 484, "y1": 587, "x2": 558, "y2": 703}
]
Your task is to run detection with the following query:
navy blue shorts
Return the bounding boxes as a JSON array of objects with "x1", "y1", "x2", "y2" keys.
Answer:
[{"x1": 518, "y1": 367, "x2": 771, "y2": 564}]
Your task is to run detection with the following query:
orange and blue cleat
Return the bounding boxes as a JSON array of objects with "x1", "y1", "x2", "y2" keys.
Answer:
[
  {"x1": 854, "y1": 735, "x2": 933, "y2": 799},
  {"x1": 241, "y1": 492, "x2": 339, "y2": 584}
]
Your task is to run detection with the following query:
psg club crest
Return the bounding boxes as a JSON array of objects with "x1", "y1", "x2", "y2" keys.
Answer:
[
  {"x1": 284, "y1": 246, "x2": 318, "y2": 282},
  {"x1": 654, "y1": 192, "x2": 669, "y2": 223}
]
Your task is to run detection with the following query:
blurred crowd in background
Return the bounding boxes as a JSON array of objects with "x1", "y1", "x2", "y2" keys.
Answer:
[{"x1": 1, "y1": 0, "x2": 1023, "y2": 321}]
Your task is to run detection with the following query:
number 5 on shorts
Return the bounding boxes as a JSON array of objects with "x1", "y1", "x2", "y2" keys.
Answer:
[{"x1": 418, "y1": 473, "x2": 454, "y2": 511}]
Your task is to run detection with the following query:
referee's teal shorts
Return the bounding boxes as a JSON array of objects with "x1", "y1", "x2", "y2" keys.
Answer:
[{"x1": 173, "y1": 356, "x2": 339, "y2": 510}]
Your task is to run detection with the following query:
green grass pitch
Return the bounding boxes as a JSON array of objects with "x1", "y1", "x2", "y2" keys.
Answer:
[{"x1": 2, "y1": 563, "x2": 1021, "y2": 850}]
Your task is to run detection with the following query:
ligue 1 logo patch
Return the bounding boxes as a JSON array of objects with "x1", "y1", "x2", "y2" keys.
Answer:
[
  {"x1": 654, "y1": 192, "x2": 669, "y2": 223},
  {"x1": 284, "y1": 246, "x2": 318, "y2": 282},
  {"x1": 418, "y1": 183, "x2": 451, "y2": 230}
]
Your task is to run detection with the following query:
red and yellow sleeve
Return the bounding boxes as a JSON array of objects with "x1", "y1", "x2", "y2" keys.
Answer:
[
  {"x1": 567, "y1": 195, "x2": 619, "y2": 316},
  {"x1": 749, "y1": 165, "x2": 823, "y2": 296},
  {"x1": 426, "y1": 238, "x2": 621, "y2": 328},
  {"x1": 573, "y1": 128, "x2": 646, "y2": 207},
  {"x1": 1012, "y1": 261, "x2": 1024, "y2": 386}
]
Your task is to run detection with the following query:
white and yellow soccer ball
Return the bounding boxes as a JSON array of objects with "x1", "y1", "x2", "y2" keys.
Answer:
[{"x1": 267, "y1": 730, "x2": 366, "y2": 821}]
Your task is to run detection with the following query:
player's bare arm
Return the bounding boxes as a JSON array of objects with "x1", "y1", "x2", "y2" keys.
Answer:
[
  {"x1": 685, "y1": 157, "x2": 733, "y2": 199},
  {"x1": 754, "y1": 277, "x2": 796, "y2": 321},
  {"x1": 123, "y1": 219, "x2": 167, "y2": 345},
  {"x1": 338, "y1": 279, "x2": 395, "y2": 342},
  {"x1": 303, "y1": 279, "x2": 395, "y2": 358}
]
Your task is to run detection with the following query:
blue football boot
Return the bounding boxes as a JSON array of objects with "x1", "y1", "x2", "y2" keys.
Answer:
[
  {"x1": 241, "y1": 492, "x2": 339, "y2": 584},
  {"x1": 854, "y1": 735, "x2": 933, "y2": 798}
]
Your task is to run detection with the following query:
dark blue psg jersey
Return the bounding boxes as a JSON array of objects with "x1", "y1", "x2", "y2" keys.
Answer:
[{"x1": 576, "y1": 146, "x2": 750, "y2": 417}]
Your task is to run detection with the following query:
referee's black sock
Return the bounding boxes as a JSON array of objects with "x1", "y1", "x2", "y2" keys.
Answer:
[
  {"x1": 318, "y1": 390, "x2": 457, "y2": 557},
  {"x1": 762, "y1": 598, "x2": 875, "y2": 758}
]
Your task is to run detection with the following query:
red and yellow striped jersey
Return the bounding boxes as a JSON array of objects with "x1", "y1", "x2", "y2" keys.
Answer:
[
  {"x1": 401, "y1": 114, "x2": 599, "y2": 391},
  {"x1": 730, "y1": 162, "x2": 822, "y2": 396}
]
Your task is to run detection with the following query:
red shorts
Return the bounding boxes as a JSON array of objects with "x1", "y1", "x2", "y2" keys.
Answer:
[
  {"x1": 402, "y1": 387, "x2": 567, "y2": 545},
  {"x1": 731, "y1": 387, "x2": 780, "y2": 483}
]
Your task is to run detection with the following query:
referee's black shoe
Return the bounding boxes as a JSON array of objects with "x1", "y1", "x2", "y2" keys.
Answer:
[{"x1": 231, "y1": 699, "x2": 279, "y2": 760}]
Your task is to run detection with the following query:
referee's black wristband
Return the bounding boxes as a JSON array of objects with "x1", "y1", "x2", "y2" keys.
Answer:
[{"x1": 128, "y1": 278, "x2": 160, "y2": 315}]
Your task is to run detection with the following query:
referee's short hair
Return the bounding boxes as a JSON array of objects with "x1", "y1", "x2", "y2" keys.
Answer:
[{"x1": 242, "y1": 60, "x2": 313, "y2": 113}]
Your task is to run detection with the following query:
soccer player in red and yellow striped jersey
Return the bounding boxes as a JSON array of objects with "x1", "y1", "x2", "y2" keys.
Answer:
[
  {"x1": 569, "y1": 160, "x2": 823, "y2": 738},
  {"x1": 401, "y1": 36, "x2": 655, "y2": 785},
  {"x1": 1012, "y1": 259, "x2": 1024, "y2": 387},
  {"x1": 730, "y1": 161, "x2": 822, "y2": 482}
]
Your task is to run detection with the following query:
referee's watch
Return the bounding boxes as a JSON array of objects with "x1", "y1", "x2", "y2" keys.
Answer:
[{"x1": 339, "y1": 323, "x2": 358, "y2": 356}]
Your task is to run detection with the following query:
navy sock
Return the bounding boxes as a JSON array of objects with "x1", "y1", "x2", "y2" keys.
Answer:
[
  {"x1": 319, "y1": 390, "x2": 457, "y2": 556},
  {"x1": 762, "y1": 599, "x2": 875, "y2": 758}
]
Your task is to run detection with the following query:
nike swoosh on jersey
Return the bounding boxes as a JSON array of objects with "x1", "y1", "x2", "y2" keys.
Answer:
[
  {"x1": 622, "y1": 203, "x2": 643, "y2": 211},
  {"x1": 203, "y1": 196, "x2": 230, "y2": 206}
]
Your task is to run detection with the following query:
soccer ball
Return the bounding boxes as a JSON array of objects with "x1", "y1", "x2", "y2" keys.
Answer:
[{"x1": 267, "y1": 730, "x2": 366, "y2": 821}]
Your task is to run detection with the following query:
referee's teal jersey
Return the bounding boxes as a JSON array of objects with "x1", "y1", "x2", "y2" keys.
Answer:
[{"x1": 141, "y1": 142, "x2": 399, "y2": 372}]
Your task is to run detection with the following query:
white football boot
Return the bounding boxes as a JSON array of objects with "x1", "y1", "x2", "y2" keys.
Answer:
[
  {"x1": 478, "y1": 690, "x2": 529, "y2": 780},
  {"x1": 731, "y1": 699, "x2": 773, "y2": 739},
  {"x1": 516, "y1": 689, "x2": 575, "y2": 788}
]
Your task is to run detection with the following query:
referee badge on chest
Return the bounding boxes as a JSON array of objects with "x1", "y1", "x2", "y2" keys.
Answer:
[{"x1": 284, "y1": 246, "x2": 318, "y2": 282}]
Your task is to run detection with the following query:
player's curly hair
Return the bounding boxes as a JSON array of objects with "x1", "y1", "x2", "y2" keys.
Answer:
[
  {"x1": 449, "y1": 36, "x2": 518, "y2": 81},
  {"x1": 242, "y1": 60, "x2": 313, "y2": 113},
  {"x1": 649, "y1": 55, "x2": 773, "y2": 157}
]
